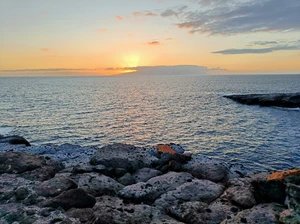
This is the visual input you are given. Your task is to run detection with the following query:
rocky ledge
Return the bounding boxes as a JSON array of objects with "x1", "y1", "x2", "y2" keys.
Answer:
[
  {"x1": 0, "y1": 137, "x2": 299, "y2": 224},
  {"x1": 223, "y1": 93, "x2": 300, "y2": 108}
]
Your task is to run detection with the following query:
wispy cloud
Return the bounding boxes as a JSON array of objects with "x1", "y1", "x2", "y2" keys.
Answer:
[
  {"x1": 115, "y1": 15, "x2": 123, "y2": 20},
  {"x1": 41, "y1": 48, "x2": 50, "y2": 52},
  {"x1": 213, "y1": 44, "x2": 300, "y2": 55},
  {"x1": 147, "y1": 41, "x2": 161, "y2": 45},
  {"x1": 133, "y1": 12, "x2": 157, "y2": 17},
  {"x1": 159, "y1": 0, "x2": 300, "y2": 35},
  {"x1": 166, "y1": 38, "x2": 173, "y2": 41}
]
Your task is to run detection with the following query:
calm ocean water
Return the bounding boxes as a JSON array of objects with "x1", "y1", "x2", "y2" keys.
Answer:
[{"x1": 0, "y1": 74, "x2": 299, "y2": 171}]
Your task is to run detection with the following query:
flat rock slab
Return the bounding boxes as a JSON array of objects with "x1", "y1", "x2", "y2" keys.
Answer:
[
  {"x1": 154, "y1": 179, "x2": 225, "y2": 208},
  {"x1": 119, "y1": 172, "x2": 194, "y2": 203},
  {"x1": 0, "y1": 151, "x2": 63, "y2": 181},
  {"x1": 90, "y1": 143, "x2": 158, "y2": 172},
  {"x1": 223, "y1": 93, "x2": 300, "y2": 108}
]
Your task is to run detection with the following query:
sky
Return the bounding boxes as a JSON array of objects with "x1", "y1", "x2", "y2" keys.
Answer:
[{"x1": 0, "y1": 0, "x2": 300, "y2": 76}]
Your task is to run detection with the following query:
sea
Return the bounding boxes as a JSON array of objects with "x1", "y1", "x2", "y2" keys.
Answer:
[{"x1": 0, "y1": 74, "x2": 299, "y2": 172}]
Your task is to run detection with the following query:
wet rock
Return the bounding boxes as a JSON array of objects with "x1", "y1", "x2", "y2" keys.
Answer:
[
  {"x1": 268, "y1": 169, "x2": 300, "y2": 181},
  {"x1": 93, "y1": 195, "x2": 184, "y2": 224},
  {"x1": 132, "y1": 168, "x2": 162, "y2": 183},
  {"x1": 118, "y1": 173, "x2": 135, "y2": 186},
  {"x1": 154, "y1": 179, "x2": 224, "y2": 209},
  {"x1": 252, "y1": 179, "x2": 286, "y2": 204},
  {"x1": 286, "y1": 183, "x2": 300, "y2": 200},
  {"x1": 220, "y1": 203, "x2": 285, "y2": 224},
  {"x1": 41, "y1": 188, "x2": 96, "y2": 210},
  {"x1": 223, "y1": 92, "x2": 300, "y2": 108},
  {"x1": 0, "y1": 151, "x2": 63, "y2": 181},
  {"x1": 35, "y1": 176, "x2": 77, "y2": 197},
  {"x1": 90, "y1": 143, "x2": 158, "y2": 172},
  {"x1": 66, "y1": 208, "x2": 95, "y2": 223},
  {"x1": 156, "y1": 144, "x2": 176, "y2": 154},
  {"x1": 71, "y1": 173, "x2": 124, "y2": 197},
  {"x1": 0, "y1": 135, "x2": 31, "y2": 146},
  {"x1": 183, "y1": 162, "x2": 231, "y2": 183},
  {"x1": 227, "y1": 178, "x2": 256, "y2": 208},
  {"x1": 119, "y1": 172, "x2": 194, "y2": 203}
]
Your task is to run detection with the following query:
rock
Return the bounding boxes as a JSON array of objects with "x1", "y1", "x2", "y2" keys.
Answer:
[
  {"x1": 41, "y1": 188, "x2": 96, "y2": 210},
  {"x1": 279, "y1": 209, "x2": 300, "y2": 224},
  {"x1": 35, "y1": 176, "x2": 77, "y2": 197},
  {"x1": 70, "y1": 173, "x2": 124, "y2": 197},
  {"x1": 268, "y1": 169, "x2": 300, "y2": 181},
  {"x1": 227, "y1": 178, "x2": 256, "y2": 208},
  {"x1": 171, "y1": 153, "x2": 192, "y2": 163},
  {"x1": 223, "y1": 92, "x2": 300, "y2": 108},
  {"x1": 118, "y1": 173, "x2": 136, "y2": 186},
  {"x1": 0, "y1": 151, "x2": 63, "y2": 181},
  {"x1": 286, "y1": 183, "x2": 300, "y2": 200},
  {"x1": 169, "y1": 143, "x2": 185, "y2": 154},
  {"x1": 156, "y1": 144, "x2": 176, "y2": 154},
  {"x1": 66, "y1": 208, "x2": 95, "y2": 223},
  {"x1": 154, "y1": 179, "x2": 224, "y2": 209},
  {"x1": 183, "y1": 162, "x2": 231, "y2": 183},
  {"x1": 169, "y1": 197, "x2": 238, "y2": 224},
  {"x1": 90, "y1": 143, "x2": 158, "y2": 172},
  {"x1": 119, "y1": 172, "x2": 194, "y2": 203},
  {"x1": 252, "y1": 179, "x2": 286, "y2": 204},
  {"x1": 0, "y1": 135, "x2": 31, "y2": 146},
  {"x1": 132, "y1": 168, "x2": 162, "y2": 183},
  {"x1": 220, "y1": 203, "x2": 285, "y2": 224},
  {"x1": 93, "y1": 195, "x2": 184, "y2": 224}
]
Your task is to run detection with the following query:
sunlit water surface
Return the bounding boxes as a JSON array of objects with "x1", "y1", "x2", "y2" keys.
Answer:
[{"x1": 0, "y1": 74, "x2": 299, "y2": 171}]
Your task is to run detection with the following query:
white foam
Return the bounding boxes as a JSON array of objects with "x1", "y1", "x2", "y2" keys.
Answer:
[
  {"x1": 0, "y1": 127, "x2": 14, "y2": 136},
  {"x1": 272, "y1": 107, "x2": 300, "y2": 111}
]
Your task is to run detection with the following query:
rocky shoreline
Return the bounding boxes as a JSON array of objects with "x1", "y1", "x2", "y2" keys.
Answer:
[
  {"x1": 0, "y1": 136, "x2": 299, "y2": 224},
  {"x1": 223, "y1": 93, "x2": 300, "y2": 108}
]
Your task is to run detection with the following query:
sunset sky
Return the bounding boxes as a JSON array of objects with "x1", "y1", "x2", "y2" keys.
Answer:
[{"x1": 1, "y1": 0, "x2": 300, "y2": 75}]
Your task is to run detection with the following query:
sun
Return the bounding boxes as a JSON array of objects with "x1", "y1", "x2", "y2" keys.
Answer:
[{"x1": 122, "y1": 53, "x2": 141, "y2": 68}]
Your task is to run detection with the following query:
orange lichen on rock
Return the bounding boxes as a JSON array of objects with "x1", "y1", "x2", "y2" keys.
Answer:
[
  {"x1": 267, "y1": 169, "x2": 300, "y2": 181},
  {"x1": 156, "y1": 144, "x2": 176, "y2": 154}
]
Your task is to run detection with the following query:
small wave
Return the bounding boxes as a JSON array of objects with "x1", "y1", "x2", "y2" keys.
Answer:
[
  {"x1": 272, "y1": 107, "x2": 300, "y2": 111},
  {"x1": 0, "y1": 127, "x2": 14, "y2": 136}
]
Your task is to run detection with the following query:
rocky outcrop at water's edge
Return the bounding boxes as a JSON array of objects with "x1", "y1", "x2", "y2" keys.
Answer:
[
  {"x1": 0, "y1": 139, "x2": 299, "y2": 223},
  {"x1": 223, "y1": 92, "x2": 300, "y2": 108}
]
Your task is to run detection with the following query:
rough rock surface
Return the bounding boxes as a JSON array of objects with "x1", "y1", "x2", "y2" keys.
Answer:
[
  {"x1": 118, "y1": 172, "x2": 194, "y2": 203},
  {"x1": 90, "y1": 143, "x2": 158, "y2": 172},
  {"x1": 1, "y1": 139, "x2": 299, "y2": 223},
  {"x1": 223, "y1": 92, "x2": 300, "y2": 108}
]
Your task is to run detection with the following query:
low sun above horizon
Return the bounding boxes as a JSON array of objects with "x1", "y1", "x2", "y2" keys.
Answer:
[{"x1": 0, "y1": 0, "x2": 300, "y2": 76}]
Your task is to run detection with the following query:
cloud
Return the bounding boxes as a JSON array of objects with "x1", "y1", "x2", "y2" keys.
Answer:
[
  {"x1": 41, "y1": 48, "x2": 50, "y2": 52},
  {"x1": 115, "y1": 15, "x2": 123, "y2": 20},
  {"x1": 251, "y1": 41, "x2": 278, "y2": 46},
  {"x1": 213, "y1": 44, "x2": 300, "y2": 55},
  {"x1": 161, "y1": 0, "x2": 300, "y2": 35},
  {"x1": 0, "y1": 68, "x2": 87, "y2": 73},
  {"x1": 133, "y1": 12, "x2": 157, "y2": 17},
  {"x1": 147, "y1": 41, "x2": 161, "y2": 45},
  {"x1": 166, "y1": 38, "x2": 173, "y2": 40}
]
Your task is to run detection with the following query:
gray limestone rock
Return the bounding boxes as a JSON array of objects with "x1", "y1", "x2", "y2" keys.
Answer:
[
  {"x1": 118, "y1": 172, "x2": 194, "y2": 203},
  {"x1": 154, "y1": 179, "x2": 225, "y2": 209},
  {"x1": 90, "y1": 143, "x2": 159, "y2": 172},
  {"x1": 220, "y1": 203, "x2": 285, "y2": 224}
]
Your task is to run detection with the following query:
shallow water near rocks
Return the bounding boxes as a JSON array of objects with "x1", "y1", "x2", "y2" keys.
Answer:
[{"x1": 0, "y1": 74, "x2": 299, "y2": 172}]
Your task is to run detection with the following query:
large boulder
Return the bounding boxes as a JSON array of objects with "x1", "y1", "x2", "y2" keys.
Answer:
[
  {"x1": 90, "y1": 143, "x2": 159, "y2": 172},
  {"x1": 35, "y1": 176, "x2": 77, "y2": 197},
  {"x1": 154, "y1": 179, "x2": 225, "y2": 209},
  {"x1": 0, "y1": 151, "x2": 63, "y2": 181},
  {"x1": 70, "y1": 173, "x2": 124, "y2": 197},
  {"x1": 0, "y1": 135, "x2": 30, "y2": 146},
  {"x1": 132, "y1": 168, "x2": 162, "y2": 183},
  {"x1": 41, "y1": 188, "x2": 96, "y2": 210},
  {"x1": 220, "y1": 203, "x2": 285, "y2": 224},
  {"x1": 92, "y1": 195, "x2": 184, "y2": 224},
  {"x1": 119, "y1": 172, "x2": 194, "y2": 203}
]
